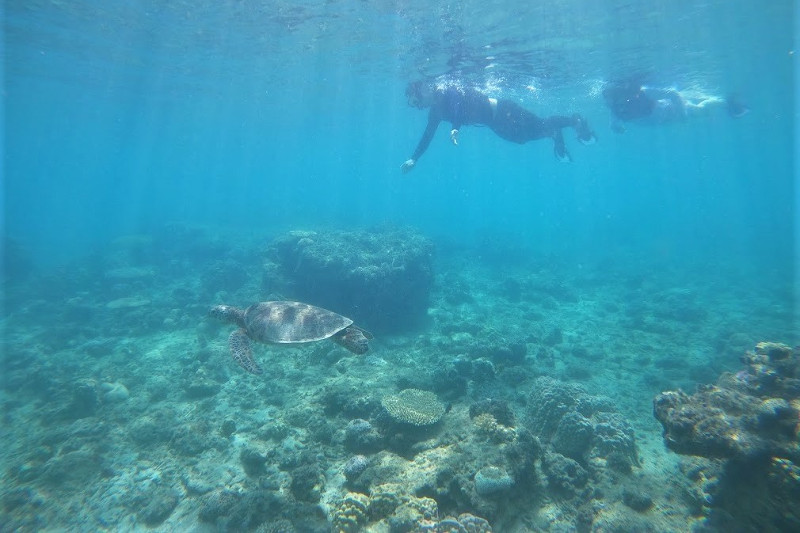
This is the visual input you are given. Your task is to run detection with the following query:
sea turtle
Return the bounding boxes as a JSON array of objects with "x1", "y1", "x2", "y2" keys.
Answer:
[{"x1": 209, "y1": 301, "x2": 372, "y2": 375}]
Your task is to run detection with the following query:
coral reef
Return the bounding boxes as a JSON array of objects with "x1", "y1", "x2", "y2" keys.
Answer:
[
  {"x1": 653, "y1": 342, "x2": 800, "y2": 531},
  {"x1": 328, "y1": 488, "x2": 478, "y2": 532},
  {"x1": 381, "y1": 389, "x2": 446, "y2": 426},
  {"x1": 263, "y1": 228, "x2": 434, "y2": 332},
  {"x1": 3, "y1": 222, "x2": 794, "y2": 532}
]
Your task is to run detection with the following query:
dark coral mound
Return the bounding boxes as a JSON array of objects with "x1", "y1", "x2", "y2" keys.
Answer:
[
  {"x1": 653, "y1": 342, "x2": 800, "y2": 531},
  {"x1": 653, "y1": 342, "x2": 799, "y2": 461},
  {"x1": 526, "y1": 377, "x2": 639, "y2": 472},
  {"x1": 263, "y1": 228, "x2": 434, "y2": 333}
]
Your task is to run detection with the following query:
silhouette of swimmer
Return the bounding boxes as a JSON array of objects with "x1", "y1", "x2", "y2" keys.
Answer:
[
  {"x1": 603, "y1": 79, "x2": 749, "y2": 133},
  {"x1": 401, "y1": 81, "x2": 596, "y2": 172}
]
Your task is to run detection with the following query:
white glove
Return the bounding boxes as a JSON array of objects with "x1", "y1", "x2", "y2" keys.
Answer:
[
  {"x1": 401, "y1": 159, "x2": 416, "y2": 173},
  {"x1": 450, "y1": 129, "x2": 459, "y2": 145}
]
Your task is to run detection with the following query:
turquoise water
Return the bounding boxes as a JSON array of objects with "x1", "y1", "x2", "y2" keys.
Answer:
[
  {"x1": 3, "y1": 1, "x2": 798, "y2": 531},
  {"x1": 6, "y1": 1, "x2": 794, "y2": 267}
]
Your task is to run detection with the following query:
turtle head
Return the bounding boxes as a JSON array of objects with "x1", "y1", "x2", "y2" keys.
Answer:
[{"x1": 209, "y1": 305, "x2": 246, "y2": 328}]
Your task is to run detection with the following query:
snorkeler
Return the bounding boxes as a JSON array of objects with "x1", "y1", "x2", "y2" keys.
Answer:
[
  {"x1": 401, "y1": 81, "x2": 596, "y2": 172},
  {"x1": 602, "y1": 79, "x2": 749, "y2": 133}
]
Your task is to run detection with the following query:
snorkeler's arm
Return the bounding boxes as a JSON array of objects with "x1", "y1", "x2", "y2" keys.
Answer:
[
  {"x1": 412, "y1": 110, "x2": 442, "y2": 160},
  {"x1": 402, "y1": 109, "x2": 442, "y2": 172}
]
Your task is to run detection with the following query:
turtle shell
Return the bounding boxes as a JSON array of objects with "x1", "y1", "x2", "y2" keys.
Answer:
[{"x1": 243, "y1": 301, "x2": 353, "y2": 344}]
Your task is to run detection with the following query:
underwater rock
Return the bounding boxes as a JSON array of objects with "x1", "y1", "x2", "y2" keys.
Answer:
[
  {"x1": 171, "y1": 425, "x2": 215, "y2": 457},
  {"x1": 100, "y1": 381, "x2": 129, "y2": 403},
  {"x1": 290, "y1": 463, "x2": 324, "y2": 502},
  {"x1": 504, "y1": 428, "x2": 543, "y2": 486},
  {"x1": 199, "y1": 488, "x2": 283, "y2": 530},
  {"x1": 68, "y1": 379, "x2": 99, "y2": 419},
  {"x1": 452, "y1": 513, "x2": 493, "y2": 532},
  {"x1": 263, "y1": 228, "x2": 434, "y2": 333},
  {"x1": 137, "y1": 486, "x2": 179, "y2": 526},
  {"x1": 200, "y1": 259, "x2": 249, "y2": 296},
  {"x1": 471, "y1": 413, "x2": 516, "y2": 444},
  {"x1": 199, "y1": 489, "x2": 241, "y2": 525},
  {"x1": 241, "y1": 447, "x2": 267, "y2": 476},
  {"x1": 128, "y1": 414, "x2": 175, "y2": 447},
  {"x1": 552, "y1": 411, "x2": 594, "y2": 461},
  {"x1": 256, "y1": 518, "x2": 298, "y2": 533},
  {"x1": 542, "y1": 451, "x2": 589, "y2": 498},
  {"x1": 344, "y1": 418, "x2": 384, "y2": 454},
  {"x1": 474, "y1": 466, "x2": 514, "y2": 495},
  {"x1": 387, "y1": 496, "x2": 439, "y2": 533},
  {"x1": 622, "y1": 488, "x2": 653, "y2": 512},
  {"x1": 185, "y1": 378, "x2": 220, "y2": 399},
  {"x1": 40, "y1": 449, "x2": 104, "y2": 490},
  {"x1": 366, "y1": 482, "x2": 405, "y2": 521},
  {"x1": 343, "y1": 455, "x2": 369, "y2": 482},
  {"x1": 106, "y1": 296, "x2": 151, "y2": 309},
  {"x1": 220, "y1": 419, "x2": 236, "y2": 437}
]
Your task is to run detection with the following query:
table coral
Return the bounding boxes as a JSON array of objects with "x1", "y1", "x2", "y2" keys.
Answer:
[{"x1": 381, "y1": 389, "x2": 446, "y2": 426}]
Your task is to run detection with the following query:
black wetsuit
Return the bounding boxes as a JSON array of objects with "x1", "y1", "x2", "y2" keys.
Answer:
[
  {"x1": 410, "y1": 87, "x2": 577, "y2": 162},
  {"x1": 602, "y1": 83, "x2": 656, "y2": 122}
]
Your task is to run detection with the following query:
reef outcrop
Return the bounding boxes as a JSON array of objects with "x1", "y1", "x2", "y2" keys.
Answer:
[
  {"x1": 653, "y1": 342, "x2": 799, "y2": 461},
  {"x1": 653, "y1": 342, "x2": 800, "y2": 531},
  {"x1": 263, "y1": 228, "x2": 434, "y2": 333}
]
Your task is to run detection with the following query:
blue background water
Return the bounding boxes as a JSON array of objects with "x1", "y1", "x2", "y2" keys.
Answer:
[{"x1": 4, "y1": 1, "x2": 796, "y2": 277}]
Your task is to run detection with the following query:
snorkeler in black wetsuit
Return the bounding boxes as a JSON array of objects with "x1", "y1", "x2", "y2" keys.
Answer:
[
  {"x1": 401, "y1": 81, "x2": 596, "y2": 172},
  {"x1": 603, "y1": 79, "x2": 749, "y2": 133}
]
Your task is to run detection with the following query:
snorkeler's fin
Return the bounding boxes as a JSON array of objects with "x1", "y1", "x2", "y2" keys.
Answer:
[
  {"x1": 726, "y1": 94, "x2": 750, "y2": 118},
  {"x1": 553, "y1": 133, "x2": 572, "y2": 163},
  {"x1": 574, "y1": 114, "x2": 597, "y2": 145}
]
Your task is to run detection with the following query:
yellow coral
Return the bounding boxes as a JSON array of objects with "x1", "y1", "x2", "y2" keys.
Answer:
[
  {"x1": 332, "y1": 492, "x2": 369, "y2": 533},
  {"x1": 473, "y1": 413, "x2": 516, "y2": 443},
  {"x1": 368, "y1": 483, "x2": 405, "y2": 520}
]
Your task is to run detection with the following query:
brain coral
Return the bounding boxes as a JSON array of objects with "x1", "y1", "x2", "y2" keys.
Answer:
[{"x1": 381, "y1": 389, "x2": 446, "y2": 426}]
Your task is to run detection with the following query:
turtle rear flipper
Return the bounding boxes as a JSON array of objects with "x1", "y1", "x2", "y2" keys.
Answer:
[
  {"x1": 229, "y1": 329, "x2": 263, "y2": 374},
  {"x1": 333, "y1": 325, "x2": 371, "y2": 355}
]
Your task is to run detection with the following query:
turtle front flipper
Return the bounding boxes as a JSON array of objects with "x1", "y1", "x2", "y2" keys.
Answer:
[
  {"x1": 332, "y1": 326, "x2": 371, "y2": 355},
  {"x1": 229, "y1": 329, "x2": 263, "y2": 375}
]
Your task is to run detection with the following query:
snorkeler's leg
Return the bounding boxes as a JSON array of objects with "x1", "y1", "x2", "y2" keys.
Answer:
[
  {"x1": 542, "y1": 115, "x2": 595, "y2": 144},
  {"x1": 572, "y1": 114, "x2": 596, "y2": 144}
]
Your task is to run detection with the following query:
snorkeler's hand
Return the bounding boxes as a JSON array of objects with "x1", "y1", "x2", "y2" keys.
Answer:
[
  {"x1": 450, "y1": 129, "x2": 459, "y2": 146},
  {"x1": 401, "y1": 159, "x2": 416, "y2": 173}
]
